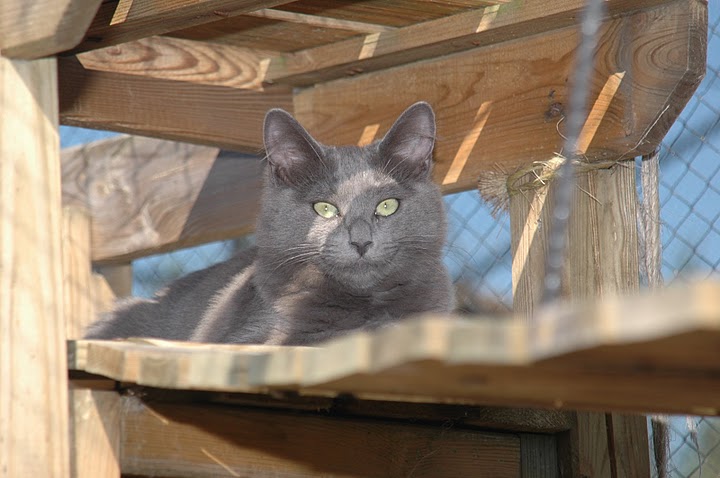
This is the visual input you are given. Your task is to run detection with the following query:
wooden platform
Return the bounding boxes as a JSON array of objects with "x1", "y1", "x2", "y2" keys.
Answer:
[{"x1": 70, "y1": 281, "x2": 720, "y2": 417}]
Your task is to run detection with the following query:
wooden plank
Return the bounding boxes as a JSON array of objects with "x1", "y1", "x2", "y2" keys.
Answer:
[
  {"x1": 294, "y1": 0, "x2": 706, "y2": 194},
  {"x1": 95, "y1": 265, "x2": 133, "y2": 298},
  {"x1": 70, "y1": 0, "x2": 296, "y2": 54},
  {"x1": 62, "y1": 206, "x2": 95, "y2": 339},
  {"x1": 521, "y1": 434, "x2": 559, "y2": 478},
  {"x1": 61, "y1": 135, "x2": 264, "y2": 263},
  {"x1": 69, "y1": 389, "x2": 121, "y2": 478},
  {"x1": 74, "y1": 1, "x2": 676, "y2": 90},
  {"x1": 266, "y1": 0, "x2": 675, "y2": 87},
  {"x1": 68, "y1": 281, "x2": 720, "y2": 415},
  {"x1": 0, "y1": 56, "x2": 68, "y2": 477},
  {"x1": 120, "y1": 397, "x2": 522, "y2": 477},
  {"x1": 58, "y1": 57, "x2": 292, "y2": 151},
  {"x1": 511, "y1": 161, "x2": 649, "y2": 477},
  {"x1": 76, "y1": 36, "x2": 274, "y2": 90},
  {"x1": 0, "y1": 0, "x2": 102, "y2": 58},
  {"x1": 245, "y1": 8, "x2": 396, "y2": 33}
]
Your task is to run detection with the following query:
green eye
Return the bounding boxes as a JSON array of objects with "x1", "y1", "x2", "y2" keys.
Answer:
[
  {"x1": 375, "y1": 198, "x2": 399, "y2": 217},
  {"x1": 313, "y1": 201, "x2": 339, "y2": 218}
]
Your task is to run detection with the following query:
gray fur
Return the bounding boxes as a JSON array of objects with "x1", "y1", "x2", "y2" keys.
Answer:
[{"x1": 85, "y1": 102, "x2": 453, "y2": 345}]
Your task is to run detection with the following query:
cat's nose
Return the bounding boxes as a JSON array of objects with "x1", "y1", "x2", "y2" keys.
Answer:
[{"x1": 350, "y1": 240, "x2": 373, "y2": 257}]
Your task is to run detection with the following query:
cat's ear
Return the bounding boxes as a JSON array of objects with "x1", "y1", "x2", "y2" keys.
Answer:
[
  {"x1": 263, "y1": 108, "x2": 323, "y2": 186},
  {"x1": 378, "y1": 102, "x2": 436, "y2": 181}
]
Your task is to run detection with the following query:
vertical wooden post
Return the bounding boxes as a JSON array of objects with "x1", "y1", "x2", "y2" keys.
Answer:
[
  {"x1": 0, "y1": 56, "x2": 68, "y2": 477},
  {"x1": 511, "y1": 165, "x2": 650, "y2": 477}
]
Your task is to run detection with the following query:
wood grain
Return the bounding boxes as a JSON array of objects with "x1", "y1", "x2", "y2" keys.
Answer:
[
  {"x1": 0, "y1": 56, "x2": 68, "y2": 477},
  {"x1": 0, "y1": 0, "x2": 101, "y2": 58},
  {"x1": 69, "y1": 389, "x2": 121, "y2": 478},
  {"x1": 69, "y1": 281, "x2": 720, "y2": 416},
  {"x1": 70, "y1": 0, "x2": 296, "y2": 54},
  {"x1": 511, "y1": 162, "x2": 649, "y2": 476},
  {"x1": 267, "y1": 0, "x2": 675, "y2": 87},
  {"x1": 77, "y1": 36, "x2": 274, "y2": 90},
  {"x1": 62, "y1": 206, "x2": 95, "y2": 339},
  {"x1": 121, "y1": 397, "x2": 521, "y2": 477},
  {"x1": 61, "y1": 135, "x2": 264, "y2": 263},
  {"x1": 294, "y1": 0, "x2": 706, "y2": 193},
  {"x1": 58, "y1": 56, "x2": 292, "y2": 152}
]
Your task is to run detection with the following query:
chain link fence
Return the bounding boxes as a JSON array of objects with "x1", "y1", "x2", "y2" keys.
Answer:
[{"x1": 60, "y1": 2, "x2": 719, "y2": 474}]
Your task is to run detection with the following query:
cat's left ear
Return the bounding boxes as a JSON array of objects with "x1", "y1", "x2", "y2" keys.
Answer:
[{"x1": 378, "y1": 102, "x2": 436, "y2": 181}]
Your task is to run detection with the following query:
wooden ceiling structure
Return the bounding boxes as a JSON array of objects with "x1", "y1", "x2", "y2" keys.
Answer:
[{"x1": 5, "y1": 0, "x2": 705, "y2": 194}]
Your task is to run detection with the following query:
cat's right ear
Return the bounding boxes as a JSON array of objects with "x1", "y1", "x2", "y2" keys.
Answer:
[{"x1": 263, "y1": 109, "x2": 323, "y2": 186}]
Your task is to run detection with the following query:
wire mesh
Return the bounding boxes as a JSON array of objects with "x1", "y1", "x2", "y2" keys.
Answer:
[{"x1": 59, "y1": 2, "x2": 720, "y2": 474}]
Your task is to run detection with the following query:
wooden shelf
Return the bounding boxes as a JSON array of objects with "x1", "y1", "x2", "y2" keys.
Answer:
[{"x1": 70, "y1": 281, "x2": 720, "y2": 416}]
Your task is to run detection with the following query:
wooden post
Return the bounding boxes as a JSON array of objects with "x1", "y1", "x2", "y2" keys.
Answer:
[
  {"x1": 511, "y1": 164, "x2": 650, "y2": 477},
  {"x1": 0, "y1": 56, "x2": 68, "y2": 477}
]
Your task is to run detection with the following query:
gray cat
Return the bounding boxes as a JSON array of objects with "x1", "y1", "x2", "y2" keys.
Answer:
[{"x1": 85, "y1": 102, "x2": 453, "y2": 345}]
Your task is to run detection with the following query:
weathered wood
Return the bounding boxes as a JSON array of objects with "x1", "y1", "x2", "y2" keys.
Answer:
[
  {"x1": 245, "y1": 8, "x2": 396, "y2": 33},
  {"x1": 521, "y1": 434, "x2": 559, "y2": 478},
  {"x1": 63, "y1": 206, "x2": 95, "y2": 339},
  {"x1": 69, "y1": 389, "x2": 121, "y2": 478},
  {"x1": 75, "y1": 0, "x2": 673, "y2": 90},
  {"x1": 0, "y1": 0, "x2": 102, "y2": 58},
  {"x1": 121, "y1": 396, "x2": 521, "y2": 477},
  {"x1": 77, "y1": 37, "x2": 274, "y2": 90},
  {"x1": 294, "y1": 0, "x2": 706, "y2": 194},
  {"x1": 68, "y1": 281, "x2": 720, "y2": 415},
  {"x1": 95, "y1": 265, "x2": 133, "y2": 299},
  {"x1": 265, "y1": 0, "x2": 675, "y2": 87},
  {"x1": 0, "y1": 56, "x2": 68, "y2": 477},
  {"x1": 209, "y1": 392, "x2": 573, "y2": 434},
  {"x1": 58, "y1": 57, "x2": 292, "y2": 152},
  {"x1": 61, "y1": 135, "x2": 264, "y2": 263},
  {"x1": 511, "y1": 161, "x2": 650, "y2": 478},
  {"x1": 70, "y1": 0, "x2": 296, "y2": 54}
]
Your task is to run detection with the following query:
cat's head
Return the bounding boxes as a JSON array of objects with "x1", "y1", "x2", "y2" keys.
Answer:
[{"x1": 257, "y1": 102, "x2": 446, "y2": 292}]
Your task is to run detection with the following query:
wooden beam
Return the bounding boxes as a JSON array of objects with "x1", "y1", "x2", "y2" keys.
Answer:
[
  {"x1": 0, "y1": 0, "x2": 102, "y2": 58},
  {"x1": 245, "y1": 8, "x2": 396, "y2": 33},
  {"x1": 69, "y1": 389, "x2": 121, "y2": 478},
  {"x1": 265, "y1": 0, "x2": 676, "y2": 87},
  {"x1": 120, "y1": 397, "x2": 521, "y2": 477},
  {"x1": 69, "y1": 281, "x2": 720, "y2": 415},
  {"x1": 70, "y1": 0, "x2": 297, "y2": 54},
  {"x1": 76, "y1": 36, "x2": 273, "y2": 90},
  {"x1": 0, "y1": 57, "x2": 69, "y2": 476},
  {"x1": 61, "y1": 135, "x2": 264, "y2": 264},
  {"x1": 58, "y1": 57, "x2": 292, "y2": 151},
  {"x1": 62, "y1": 206, "x2": 95, "y2": 339},
  {"x1": 73, "y1": 0, "x2": 677, "y2": 90},
  {"x1": 294, "y1": 0, "x2": 706, "y2": 194},
  {"x1": 510, "y1": 161, "x2": 649, "y2": 477}
]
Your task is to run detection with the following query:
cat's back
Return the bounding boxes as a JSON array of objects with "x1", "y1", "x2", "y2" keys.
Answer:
[{"x1": 86, "y1": 247, "x2": 258, "y2": 340}]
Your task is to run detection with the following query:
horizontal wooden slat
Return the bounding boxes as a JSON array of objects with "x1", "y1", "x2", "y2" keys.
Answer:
[
  {"x1": 70, "y1": 281, "x2": 720, "y2": 416},
  {"x1": 61, "y1": 135, "x2": 263, "y2": 263},
  {"x1": 294, "y1": 0, "x2": 706, "y2": 193},
  {"x1": 76, "y1": 36, "x2": 273, "y2": 90},
  {"x1": 245, "y1": 8, "x2": 397, "y2": 33},
  {"x1": 121, "y1": 397, "x2": 521, "y2": 477},
  {"x1": 58, "y1": 57, "x2": 292, "y2": 151},
  {"x1": 0, "y1": 0, "x2": 101, "y2": 58},
  {"x1": 69, "y1": 0, "x2": 296, "y2": 54}
]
